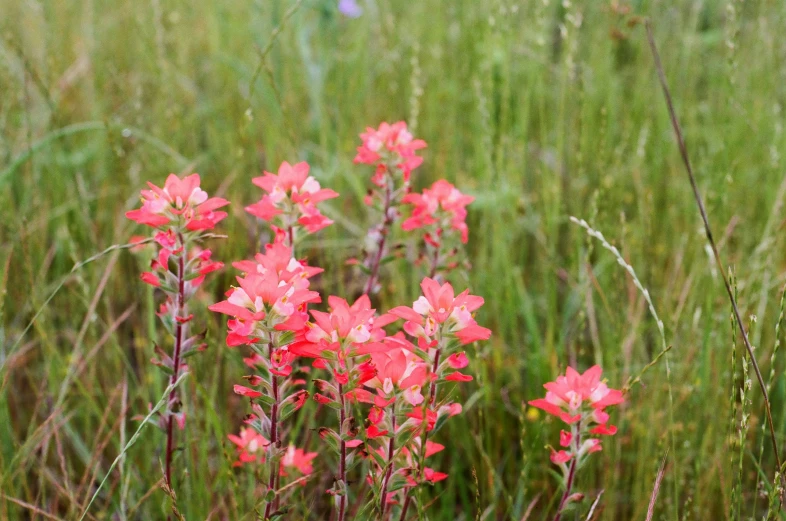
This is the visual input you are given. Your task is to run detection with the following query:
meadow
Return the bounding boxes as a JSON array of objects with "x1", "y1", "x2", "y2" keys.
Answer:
[{"x1": 2, "y1": 0, "x2": 786, "y2": 519}]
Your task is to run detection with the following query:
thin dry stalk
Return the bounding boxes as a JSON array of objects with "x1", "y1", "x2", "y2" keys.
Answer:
[
  {"x1": 585, "y1": 489, "x2": 604, "y2": 521},
  {"x1": 645, "y1": 449, "x2": 669, "y2": 521},
  {"x1": 646, "y1": 20, "x2": 784, "y2": 495}
]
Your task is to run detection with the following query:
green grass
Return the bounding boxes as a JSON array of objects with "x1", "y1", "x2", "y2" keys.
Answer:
[{"x1": 2, "y1": 0, "x2": 786, "y2": 519}]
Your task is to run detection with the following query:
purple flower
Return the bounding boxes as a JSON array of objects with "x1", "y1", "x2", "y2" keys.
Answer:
[{"x1": 338, "y1": 0, "x2": 362, "y2": 18}]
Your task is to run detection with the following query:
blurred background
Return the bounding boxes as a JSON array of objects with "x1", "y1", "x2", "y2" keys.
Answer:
[{"x1": 2, "y1": 0, "x2": 786, "y2": 519}]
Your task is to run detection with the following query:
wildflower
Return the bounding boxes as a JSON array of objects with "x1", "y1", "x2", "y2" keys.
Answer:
[
  {"x1": 354, "y1": 122, "x2": 426, "y2": 295},
  {"x1": 528, "y1": 365, "x2": 623, "y2": 516},
  {"x1": 528, "y1": 365, "x2": 624, "y2": 427},
  {"x1": 354, "y1": 121, "x2": 426, "y2": 182},
  {"x1": 388, "y1": 277, "x2": 491, "y2": 345},
  {"x1": 246, "y1": 161, "x2": 338, "y2": 241},
  {"x1": 338, "y1": 0, "x2": 362, "y2": 18},
  {"x1": 228, "y1": 427, "x2": 269, "y2": 466},
  {"x1": 402, "y1": 179, "x2": 474, "y2": 244},
  {"x1": 365, "y1": 347, "x2": 428, "y2": 407},
  {"x1": 126, "y1": 173, "x2": 228, "y2": 230},
  {"x1": 126, "y1": 173, "x2": 226, "y2": 489},
  {"x1": 281, "y1": 444, "x2": 318, "y2": 475}
]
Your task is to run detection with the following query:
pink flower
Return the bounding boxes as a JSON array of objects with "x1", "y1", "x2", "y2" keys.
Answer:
[
  {"x1": 528, "y1": 365, "x2": 624, "y2": 426},
  {"x1": 126, "y1": 173, "x2": 228, "y2": 230},
  {"x1": 365, "y1": 348, "x2": 428, "y2": 405},
  {"x1": 234, "y1": 385, "x2": 262, "y2": 398},
  {"x1": 290, "y1": 295, "x2": 392, "y2": 358},
  {"x1": 402, "y1": 180, "x2": 474, "y2": 244},
  {"x1": 423, "y1": 467, "x2": 448, "y2": 483},
  {"x1": 209, "y1": 272, "x2": 320, "y2": 343},
  {"x1": 354, "y1": 121, "x2": 426, "y2": 181},
  {"x1": 233, "y1": 241, "x2": 323, "y2": 290},
  {"x1": 559, "y1": 430, "x2": 572, "y2": 447},
  {"x1": 446, "y1": 352, "x2": 469, "y2": 369},
  {"x1": 245, "y1": 161, "x2": 338, "y2": 236},
  {"x1": 281, "y1": 444, "x2": 318, "y2": 475},
  {"x1": 388, "y1": 278, "x2": 491, "y2": 345},
  {"x1": 140, "y1": 272, "x2": 160, "y2": 287},
  {"x1": 550, "y1": 450, "x2": 573, "y2": 465},
  {"x1": 228, "y1": 427, "x2": 269, "y2": 466},
  {"x1": 445, "y1": 372, "x2": 472, "y2": 382}
]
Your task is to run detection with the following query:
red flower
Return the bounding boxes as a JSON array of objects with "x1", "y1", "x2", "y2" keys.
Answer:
[
  {"x1": 402, "y1": 179, "x2": 474, "y2": 243},
  {"x1": 354, "y1": 121, "x2": 426, "y2": 180},
  {"x1": 233, "y1": 385, "x2": 262, "y2": 398},
  {"x1": 126, "y1": 173, "x2": 228, "y2": 230},
  {"x1": 445, "y1": 372, "x2": 473, "y2": 382},
  {"x1": 528, "y1": 365, "x2": 624, "y2": 426},
  {"x1": 246, "y1": 161, "x2": 338, "y2": 236},
  {"x1": 281, "y1": 444, "x2": 318, "y2": 475},
  {"x1": 388, "y1": 278, "x2": 491, "y2": 344}
]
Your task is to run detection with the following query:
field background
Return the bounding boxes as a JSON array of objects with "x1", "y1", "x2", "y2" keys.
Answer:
[{"x1": 2, "y1": 0, "x2": 786, "y2": 519}]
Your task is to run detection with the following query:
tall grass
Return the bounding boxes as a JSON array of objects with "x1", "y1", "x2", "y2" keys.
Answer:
[{"x1": 2, "y1": 0, "x2": 786, "y2": 519}]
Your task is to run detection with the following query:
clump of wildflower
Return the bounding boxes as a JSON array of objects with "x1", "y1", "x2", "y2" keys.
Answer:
[
  {"x1": 382, "y1": 277, "x2": 490, "y2": 516},
  {"x1": 126, "y1": 173, "x2": 227, "y2": 489},
  {"x1": 353, "y1": 121, "x2": 426, "y2": 295},
  {"x1": 246, "y1": 161, "x2": 339, "y2": 244},
  {"x1": 211, "y1": 240, "x2": 323, "y2": 518},
  {"x1": 289, "y1": 295, "x2": 398, "y2": 521},
  {"x1": 354, "y1": 121, "x2": 426, "y2": 184},
  {"x1": 528, "y1": 366, "x2": 623, "y2": 518},
  {"x1": 402, "y1": 180, "x2": 474, "y2": 278},
  {"x1": 126, "y1": 173, "x2": 228, "y2": 230}
]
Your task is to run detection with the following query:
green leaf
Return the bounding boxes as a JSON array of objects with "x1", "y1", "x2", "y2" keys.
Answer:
[{"x1": 387, "y1": 474, "x2": 410, "y2": 492}]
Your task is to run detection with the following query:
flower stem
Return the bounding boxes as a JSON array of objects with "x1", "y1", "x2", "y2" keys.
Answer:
[
  {"x1": 337, "y1": 383, "x2": 347, "y2": 521},
  {"x1": 164, "y1": 233, "x2": 187, "y2": 488},
  {"x1": 428, "y1": 247, "x2": 439, "y2": 279},
  {"x1": 264, "y1": 345, "x2": 280, "y2": 520},
  {"x1": 287, "y1": 225, "x2": 295, "y2": 253},
  {"x1": 416, "y1": 346, "x2": 442, "y2": 484},
  {"x1": 380, "y1": 403, "x2": 396, "y2": 517},
  {"x1": 398, "y1": 494, "x2": 412, "y2": 521},
  {"x1": 553, "y1": 426, "x2": 580, "y2": 521},
  {"x1": 364, "y1": 178, "x2": 395, "y2": 296}
]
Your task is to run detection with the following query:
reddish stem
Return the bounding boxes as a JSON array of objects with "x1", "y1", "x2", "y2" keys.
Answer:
[
  {"x1": 364, "y1": 179, "x2": 395, "y2": 296},
  {"x1": 380, "y1": 403, "x2": 396, "y2": 517},
  {"x1": 164, "y1": 234, "x2": 187, "y2": 488},
  {"x1": 337, "y1": 383, "x2": 347, "y2": 521},
  {"x1": 264, "y1": 346, "x2": 280, "y2": 519},
  {"x1": 398, "y1": 494, "x2": 411, "y2": 521},
  {"x1": 553, "y1": 427, "x2": 581, "y2": 521},
  {"x1": 428, "y1": 247, "x2": 439, "y2": 279}
]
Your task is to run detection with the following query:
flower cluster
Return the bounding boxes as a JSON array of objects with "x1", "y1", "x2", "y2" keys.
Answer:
[
  {"x1": 121, "y1": 123, "x2": 628, "y2": 521},
  {"x1": 246, "y1": 161, "x2": 338, "y2": 243},
  {"x1": 353, "y1": 122, "x2": 427, "y2": 295},
  {"x1": 529, "y1": 366, "x2": 623, "y2": 515},
  {"x1": 360, "y1": 278, "x2": 490, "y2": 516},
  {"x1": 126, "y1": 173, "x2": 228, "y2": 231},
  {"x1": 126, "y1": 173, "x2": 226, "y2": 488},
  {"x1": 210, "y1": 236, "x2": 321, "y2": 518},
  {"x1": 402, "y1": 180, "x2": 474, "y2": 277},
  {"x1": 354, "y1": 121, "x2": 426, "y2": 184}
]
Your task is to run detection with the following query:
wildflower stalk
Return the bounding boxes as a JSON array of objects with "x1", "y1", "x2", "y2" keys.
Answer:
[
  {"x1": 164, "y1": 233, "x2": 187, "y2": 488},
  {"x1": 428, "y1": 248, "x2": 439, "y2": 279},
  {"x1": 364, "y1": 177, "x2": 395, "y2": 296},
  {"x1": 263, "y1": 343, "x2": 280, "y2": 519},
  {"x1": 380, "y1": 402, "x2": 396, "y2": 516},
  {"x1": 554, "y1": 423, "x2": 580, "y2": 521},
  {"x1": 337, "y1": 382, "x2": 348, "y2": 521}
]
